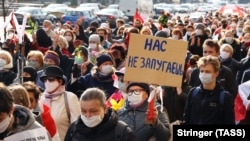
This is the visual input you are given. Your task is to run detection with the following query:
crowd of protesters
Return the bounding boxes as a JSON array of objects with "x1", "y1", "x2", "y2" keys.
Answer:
[{"x1": 1, "y1": 9, "x2": 250, "y2": 141}]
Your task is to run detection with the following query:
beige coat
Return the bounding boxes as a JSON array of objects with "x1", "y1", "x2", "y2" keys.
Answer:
[{"x1": 40, "y1": 91, "x2": 81, "y2": 141}]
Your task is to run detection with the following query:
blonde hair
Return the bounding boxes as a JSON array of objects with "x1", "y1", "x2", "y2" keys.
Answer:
[
  {"x1": 58, "y1": 35, "x2": 69, "y2": 49},
  {"x1": 27, "y1": 50, "x2": 44, "y2": 66},
  {"x1": 220, "y1": 44, "x2": 234, "y2": 55},
  {"x1": 140, "y1": 26, "x2": 153, "y2": 35},
  {"x1": 197, "y1": 55, "x2": 220, "y2": 72},
  {"x1": 8, "y1": 84, "x2": 30, "y2": 108},
  {"x1": 0, "y1": 50, "x2": 13, "y2": 69}
]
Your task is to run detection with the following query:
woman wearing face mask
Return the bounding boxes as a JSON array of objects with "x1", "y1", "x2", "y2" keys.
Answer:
[
  {"x1": 40, "y1": 66, "x2": 81, "y2": 141},
  {"x1": 68, "y1": 53, "x2": 117, "y2": 99},
  {"x1": 171, "y1": 29, "x2": 183, "y2": 40},
  {"x1": 26, "y1": 50, "x2": 44, "y2": 71},
  {"x1": 218, "y1": 30, "x2": 242, "y2": 61},
  {"x1": 117, "y1": 82, "x2": 171, "y2": 141},
  {"x1": 0, "y1": 50, "x2": 17, "y2": 86},
  {"x1": 63, "y1": 30, "x2": 76, "y2": 55},
  {"x1": 109, "y1": 44, "x2": 127, "y2": 70},
  {"x1": 0, "y1": 83, "x2": 53, "y2": 140},
  {"x1": 64, "y1": 88, "x2": 136, "y2": 141},
  {"x1": 88, "y1": 34, "x2": 105, "y2": 65}
]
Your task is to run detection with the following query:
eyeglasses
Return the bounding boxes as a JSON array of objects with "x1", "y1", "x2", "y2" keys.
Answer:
[
  {"x1": 127, "y1": 89, "x2": 144, "y2": 96},
  {"x1": 43, "y1": 77, "x2": 57, "y2": 82}
]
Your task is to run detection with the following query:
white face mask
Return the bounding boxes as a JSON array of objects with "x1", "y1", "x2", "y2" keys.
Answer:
[
  {"x1": 64, "y1": 36, "x2": 73, "y2": 42},
  {"x1": 45, "y1": 81, "x2": 60, "y2": 93},
  {"x1": 225, "y1": 37, "x2": 233, "y2": 44},
  {"x1": 220, "y1": 51, "x2": 230, "y2": 60},
  {"x1": 186, "y1": 32, "x2": 191, "y2": 36},
  {"x1": 237, "y1": 28, "x2": 243, "y2": 32},
  {"x1": 101, "y1": 65, "x2": 113, "y2": 75},
  {"x1": 89, "y1": 43, "x2": 97, "y2": 49},
  {"x1": 118, "y1": 81, "x2": 127, "y2": 92},
  {"x1": 172, "y1": 35, "x2": 179, "y2": 40},
  {"x1": 0, "y1": 59, "x2": 6, "y2": 67},
  {"x1": 43, "y1": 27, "x2": 49, "y2": 32},
  {"x1": 81, "y1": 114, "x2": 103, "y2": 128},
  {"x1": 196, "y1": 29, "x2": 202, "y2": 36},
  {"x1": 128, "y1": 93, "x2": 143, "y2": 106},
  {"x1": 0, "y1": 116, "x2": 11, "y2": 133},
  {"x1": 199, "y1": 72, "x2": 214, "y2": 84}
]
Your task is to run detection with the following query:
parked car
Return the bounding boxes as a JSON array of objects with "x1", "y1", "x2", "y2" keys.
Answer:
[
  {"x1": 61, "y1": 8, "x2": 101, "y2": 29},
  {"x1": 77, "y1": 3, "x2": 101, "y2": 14},
  {"x1": 43, "y1": 3, "x2": 69, "y2": 13},
  {"x1": 14, "y1": 7, "x2": 57, "y2": 28},
  {"x1": 107, "y1": 4, "x2": 119, "y2": 9},
  {"x1": 96, "y1": 8, "x2": 128, "y2": 28}
]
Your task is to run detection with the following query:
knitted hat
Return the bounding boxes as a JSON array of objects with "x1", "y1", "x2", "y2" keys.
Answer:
[
  {"x1": 89, "y1": 34, "x2": 100, "y2": 44},
  {"x1": 44, "y1": 52, "x2": 60, "y2": 66},
  {"x1": 40, "y1": 66, "x2": 65, "y2": 84},
  {"x1": 155, "y1": 31, "x2": 168, "y2": 38},
  {"x1": 126, "y1": 82, "x2": 150, "y2": 95},
  {"x1": 96, "y1": 53, "x2": 113, "y2": 67},
  {"x1": 23, "y1": 66, "x2": 37, "y2": 82}
]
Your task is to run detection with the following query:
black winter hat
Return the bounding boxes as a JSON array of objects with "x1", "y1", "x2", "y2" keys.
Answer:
[
  {"x1": 40, "y1": 66, "x2": 65, "y2": 84},
  {"x1": 23, "y1": 66, "x2": 37, "y2": 81},
  {"x1": 126, "y1": 82, "x2": 150, "y2": 95},
  {"x1": 96, "y1": 53, "x2": 113, "y2": 67}
]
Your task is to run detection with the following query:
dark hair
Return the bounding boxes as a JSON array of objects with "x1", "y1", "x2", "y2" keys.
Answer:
[
  {"x1": 36, "y1": 28, "x2": 52, "y2": 47},
  {"x1": 22, "y1": 81, "x2": 41, "y2": 101},
  {"x1": 0, "y1": 84, "x2": 14, "y2": 113}
]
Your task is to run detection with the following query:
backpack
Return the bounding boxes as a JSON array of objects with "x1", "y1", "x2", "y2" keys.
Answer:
[
  {"x1": 69, "y1": 120, "x2": 128, "y2": 141},
  {"x1": 192, "y1": 87, "x2": 225, "y2": 108}
]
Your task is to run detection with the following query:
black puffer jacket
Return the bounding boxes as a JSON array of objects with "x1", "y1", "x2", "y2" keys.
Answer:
[{"x1": 64, "y1": 109, "x2": 136, "y2": 141}]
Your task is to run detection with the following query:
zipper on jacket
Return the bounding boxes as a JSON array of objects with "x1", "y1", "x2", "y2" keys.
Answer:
[{"x1": 199, "y1": 94, "x2": 207, "y2": 124}]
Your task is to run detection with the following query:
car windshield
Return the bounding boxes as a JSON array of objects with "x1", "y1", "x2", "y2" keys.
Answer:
[
  {"x1": 16, "y1": 8, "x2": 34, "y2": 13},
  {"x1": 100, "y1": 9, "x2": 116, "y2": 14}
]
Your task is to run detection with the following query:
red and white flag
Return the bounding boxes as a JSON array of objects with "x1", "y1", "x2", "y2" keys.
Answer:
[{"x1": 133, "y1": 8, "x2": 144, "y2": 25}]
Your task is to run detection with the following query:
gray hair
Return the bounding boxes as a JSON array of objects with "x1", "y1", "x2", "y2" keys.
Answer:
[{"x1": 80, "y1": 88, "x2": 106, "y2": 106}]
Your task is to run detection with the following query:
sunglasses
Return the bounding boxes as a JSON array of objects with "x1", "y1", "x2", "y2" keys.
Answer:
[{"x1": 43, "y1": 77, "x2": 57, "y2": 82}]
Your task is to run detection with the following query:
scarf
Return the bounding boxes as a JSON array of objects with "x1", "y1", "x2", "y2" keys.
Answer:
[{"x1": 43, "y1": 85, "x2": 65, "y2": 108}]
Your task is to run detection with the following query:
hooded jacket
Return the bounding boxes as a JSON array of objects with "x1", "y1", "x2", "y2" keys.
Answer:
[{"x1": 0, "y1": 105, "x2": 52, "y2": 140}]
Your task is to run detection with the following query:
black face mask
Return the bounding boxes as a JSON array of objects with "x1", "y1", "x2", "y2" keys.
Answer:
[
  {"x1": 99, "y1": 36, "x2": 104, "y2": 42},
  {"x1": 115, "y1": 58, "x2": 122, "y2": 67},
  {"x1": 222, "y1": 24, "x2": 227, "y2": 28}
]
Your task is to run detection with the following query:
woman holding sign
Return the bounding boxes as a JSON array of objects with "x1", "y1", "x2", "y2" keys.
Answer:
[{"x1": 117, "y1": 82, "x2": 171, "y2": 141}]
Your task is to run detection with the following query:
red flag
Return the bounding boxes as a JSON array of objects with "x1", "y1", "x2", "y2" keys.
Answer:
[
  {"x1": 133, "y1": 8, "x2": 144, "y2": 24},
  {"x1": 234, "y1": 94, "x2": 246, "y2": 121},
  {"x1": 41, "y1": 104, "x2": 57, "y2": 137}
]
